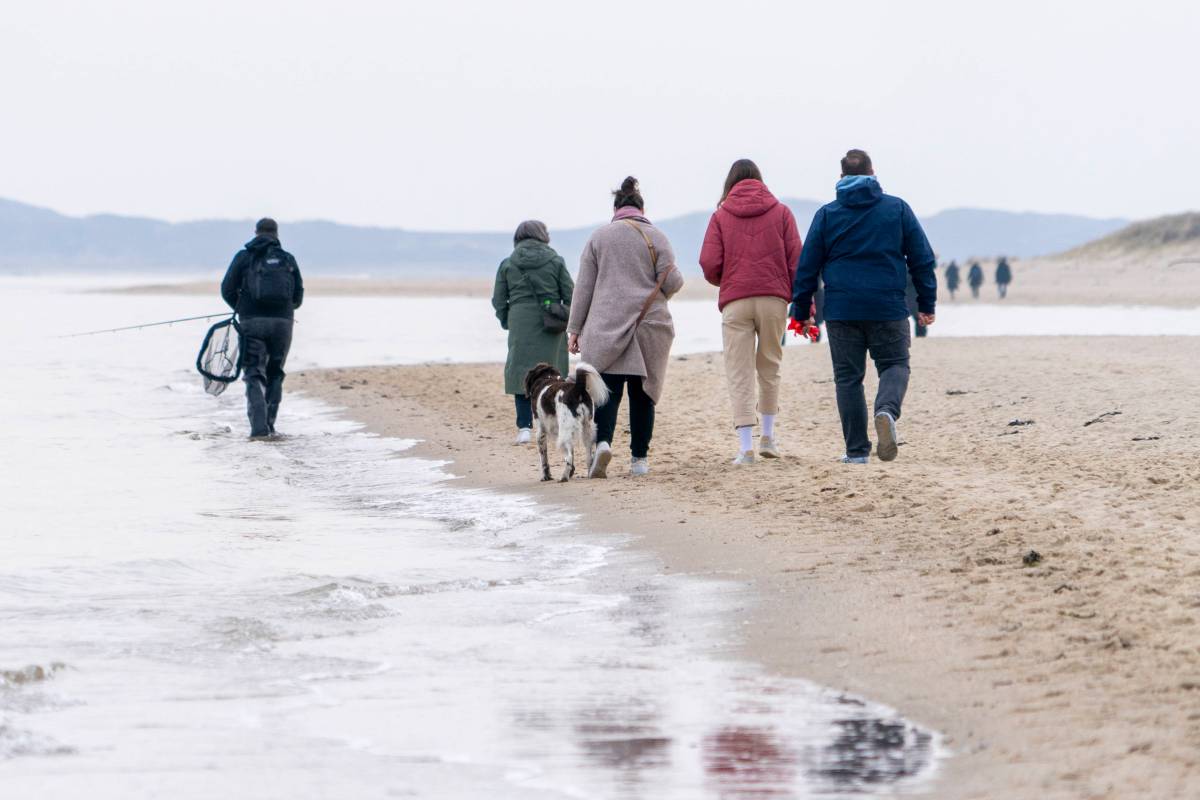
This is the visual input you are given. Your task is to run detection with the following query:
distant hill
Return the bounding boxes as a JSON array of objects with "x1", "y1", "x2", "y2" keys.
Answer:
[
  {"x1": 920, "y1": 208, "x2": 1128, "y2": 262},
  {"x1": 1060, "y1": 211, "x2": 1200, "y2": 257},
  {"x1": 0, "y1": 196, "x2": 1128, "y2": 275}
]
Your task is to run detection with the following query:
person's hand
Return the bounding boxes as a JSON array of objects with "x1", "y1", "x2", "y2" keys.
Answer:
[
  {"x1": 917, "y1": 312, "x2": 936, "y2": 326},
  {"x1": 568, "y1": 333, "x2": 580, "y2": 354}
]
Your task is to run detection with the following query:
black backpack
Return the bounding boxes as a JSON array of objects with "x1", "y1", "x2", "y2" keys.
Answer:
[{"x1": 244, "y1": 248, "x2": 295, "y2": 305}]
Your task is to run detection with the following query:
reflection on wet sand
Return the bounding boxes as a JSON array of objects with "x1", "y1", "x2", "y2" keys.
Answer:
[
  {"x1": 809, "y1": 717, "x2": 934, "y2": 790},
  {"x1": 704, "y1": 714, "x2": 934, "y2": 797},
  {"x1": 704, "y1": 726, "x2": 796, "y2": 796}
]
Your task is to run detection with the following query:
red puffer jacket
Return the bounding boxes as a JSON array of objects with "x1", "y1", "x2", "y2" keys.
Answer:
[{"x1": 699, "y1": 179, "x2": 802, "y2": 310}]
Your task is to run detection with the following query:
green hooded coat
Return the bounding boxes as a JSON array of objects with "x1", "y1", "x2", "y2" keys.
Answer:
[{"x1": 492, "y1": 240, "x2": 574, "y2": 395}]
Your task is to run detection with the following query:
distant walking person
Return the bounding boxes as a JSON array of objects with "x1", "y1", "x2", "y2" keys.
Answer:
[
  {"x1": 220, "y1": 218, "x2": 304, "y2": 439},
  {"x1": 968, "y1": 261, "x2": 984, "y2": 299},
  {"x1": 792, "y1": 149, "x2": 937, "y2": 464},
  {"x1": 700, "y1": 159, "x2": 802, "y2": 465},
  {"x1": 492, "y1": 221, "x2": 574, "y2": 444},
  {"x1": 944, "y1": 260, "x2": 960, "y2": 300},
  {"x1": 995, "y1": 256, "x2": 1013, "y2": 299},
  {"x1": 567, "y1": 177, "x2": 684, "y2": 478}
]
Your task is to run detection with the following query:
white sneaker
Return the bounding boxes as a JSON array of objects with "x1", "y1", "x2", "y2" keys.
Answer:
[
  {"x1": 514, "y1": 428, "x2": 532, "y2": 445},
  {"x1": 630, "y1": 457, "x2": 650, "y2": 476},
  {"x1": 589, "y1": 442, "x2": 612, "y2": 478},
  {"x1": 758, "y1": 437, "x2": 780, "y2": 459},
  {"x1": 874, "y1": 412, "x2": 898, "y2": 462},
  {"x1": 732, "y1": 451, "x2": 755, "y2": 466}
]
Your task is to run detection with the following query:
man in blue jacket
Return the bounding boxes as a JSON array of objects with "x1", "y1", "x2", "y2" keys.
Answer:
[
  {"x1": 792, "y1": 150, "x2": 937, "y2": 464},
  {"x1": 221, "y1": 218, "x2": 304, "y2": 439}
]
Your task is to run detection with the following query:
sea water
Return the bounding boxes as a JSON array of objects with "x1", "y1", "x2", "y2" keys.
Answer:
[{"x1": 21, "y1": 276, "x2": 1165, "y2": 798}]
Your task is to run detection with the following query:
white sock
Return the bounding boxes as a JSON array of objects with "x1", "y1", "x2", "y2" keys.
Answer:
[
  {"x1": 762, "y1": 414, "x2": 776, "y2": 439},
  {"x1": 737, "y1": 426, "x2": 753, "y2": 453}
]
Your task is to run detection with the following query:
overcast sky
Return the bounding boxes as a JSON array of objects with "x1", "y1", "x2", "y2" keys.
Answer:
[{"x1": 2, "y1": 1, "x2": 1196, "y2": 231}]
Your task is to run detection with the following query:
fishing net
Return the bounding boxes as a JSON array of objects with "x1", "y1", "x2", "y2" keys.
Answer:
[{"x1": 196, "y1": 316, "x2": 241, "y2": 396}]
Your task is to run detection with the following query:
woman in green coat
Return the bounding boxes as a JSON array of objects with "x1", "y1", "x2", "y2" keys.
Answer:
[{"x1": 492, "y1": 220, "x2": 574, "y2": 444}]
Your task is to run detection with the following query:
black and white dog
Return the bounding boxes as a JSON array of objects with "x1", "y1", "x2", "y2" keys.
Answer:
[{"x1": 523, "y1": 362, "x2": 609, "y2": 482}]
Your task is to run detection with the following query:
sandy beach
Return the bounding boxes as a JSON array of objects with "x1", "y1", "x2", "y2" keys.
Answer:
[{"x1": 295, "y1": 336, "x2": 1200, "y2": 799}]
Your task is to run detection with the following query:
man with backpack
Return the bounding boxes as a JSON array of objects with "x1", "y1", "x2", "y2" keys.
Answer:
[{"x1": 220, "y1": 218, "x2": 304, "y2": 439}]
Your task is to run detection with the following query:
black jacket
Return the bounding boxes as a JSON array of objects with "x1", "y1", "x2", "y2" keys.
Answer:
[{"x1": 220, "y1": 235, "x2": 304, "y2": 319}]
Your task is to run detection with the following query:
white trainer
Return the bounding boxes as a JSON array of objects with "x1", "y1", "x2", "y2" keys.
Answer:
[
  {"x1": 589, "y1": 442, "x2": 612, "y2": 478},
  {"x1": 732, "y1": 451, "x2": 755, "y2": 466},
  {"x1": 630, "y1": 457, "x2": 650, "y2": 476},
  {"x1": 514, "y1": 428, "x2": 532, "y2": 445},
  {"x1": 758, "y1": 437, "x2": 780, "y2": 459}
]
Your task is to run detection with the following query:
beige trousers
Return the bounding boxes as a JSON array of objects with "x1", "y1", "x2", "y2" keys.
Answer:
[{"x1": 720, "y1": 296, "x2": 788, "y2": 429}]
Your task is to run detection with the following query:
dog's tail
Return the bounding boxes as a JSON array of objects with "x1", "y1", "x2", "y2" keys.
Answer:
[{"x1": 575, "y1": 362, "x2": 610, "y2": 408}]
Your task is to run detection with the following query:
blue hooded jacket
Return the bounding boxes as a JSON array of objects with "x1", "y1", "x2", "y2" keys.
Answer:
[{"x1": 792, "y1": 177, "x2": 936, "y2": 322}]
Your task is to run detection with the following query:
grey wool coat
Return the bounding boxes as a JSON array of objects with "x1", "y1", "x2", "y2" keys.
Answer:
[
  {"x1": 567, "y1": 215, "x2": 685, "y2": 404},
  {"x1": 492, "y1": 240, "x2": 574, "y2": 395}
]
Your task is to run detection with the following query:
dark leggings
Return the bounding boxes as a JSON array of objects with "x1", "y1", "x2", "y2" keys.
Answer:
[
  {"x1": 514, "y1": 394, "x2": 532, "y2": 429},
  {"x1": 593, "y1": 374, "x2": 655, "y2": 459}
]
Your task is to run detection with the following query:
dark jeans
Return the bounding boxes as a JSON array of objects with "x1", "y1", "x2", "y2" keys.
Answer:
[
  {"x1": 240, "y1": 316, "x2": 293, "y2": 436},
  {"x1": 514, "y1": 394, "x2": 532, "y2": 430},
  {"x1": 593, "y1": 374, "x2": 655, "y2": 459},
  {"x1": 826, "y1": 320, "x2": 911, "y2": 459}
]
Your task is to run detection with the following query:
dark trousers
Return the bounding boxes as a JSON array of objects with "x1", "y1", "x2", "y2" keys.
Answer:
[
  {"x1": 593, "y1": 374, "x2": 655, "y2": 459},
  {"x1": 998, "y1": 283, "x2": 1009, "y2": 299},
  {"x1": 514, "y1": 394, "x2": 532, "y2": 429},
  {"x1": 826, "y1": 320, "x2": 911, "y2": 459},
  {"x1": 240, "y1": 316, "x2": 293, "y2": 437}
]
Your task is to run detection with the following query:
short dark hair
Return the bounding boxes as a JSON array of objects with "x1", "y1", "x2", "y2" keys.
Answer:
[
  {"x1": 612, "y1": 176, "x2": 644, "y2": 211},
  {"x1": 720, "y1": 158, "x2": 763, "y2": 205},
  {"x1": 840, "y1": 149, "x2": 872, "y2": 176},
  {"x1": 255, "y1": 217, "x2": 278, "y2": 235}
]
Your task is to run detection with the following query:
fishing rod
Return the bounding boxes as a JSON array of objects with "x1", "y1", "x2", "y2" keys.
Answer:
[{"x1": 58, "y1": 312, "x2": 235, "y2": 338}]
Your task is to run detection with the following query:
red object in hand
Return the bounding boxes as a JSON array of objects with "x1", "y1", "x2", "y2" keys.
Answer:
[{"x1": 788, "y1": 317, "x2": 819, "y2": 342}]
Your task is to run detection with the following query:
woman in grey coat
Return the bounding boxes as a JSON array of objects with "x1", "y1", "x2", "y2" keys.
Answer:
[
  {"x1": 567, "y1": 177, "x2": 684, "y2": 478},
  {"x1": 492, "y1": 220, "x2": 574, "y2": 444}
]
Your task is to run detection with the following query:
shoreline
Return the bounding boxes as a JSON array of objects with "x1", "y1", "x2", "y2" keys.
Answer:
[
  {"x1": 294, "y1": 337, "x2": 1200, "y2": 799},
  {"x1": 86, "y1": 273, "x2": 1200, "y2": 308}
]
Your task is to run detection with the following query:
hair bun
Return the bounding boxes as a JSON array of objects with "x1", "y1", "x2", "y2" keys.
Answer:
[{"x1": 612, "y1": 175, "x2": 645, "y2": 211}]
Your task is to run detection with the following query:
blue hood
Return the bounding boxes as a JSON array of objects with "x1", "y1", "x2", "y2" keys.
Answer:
[{"x1": 836, "y1": 175, "x2": 883, "y2": 209}]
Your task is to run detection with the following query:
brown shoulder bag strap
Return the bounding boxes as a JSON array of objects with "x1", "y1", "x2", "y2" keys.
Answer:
[{"x1": 623, "y1": 220, "x2": 674, "y2": 325}]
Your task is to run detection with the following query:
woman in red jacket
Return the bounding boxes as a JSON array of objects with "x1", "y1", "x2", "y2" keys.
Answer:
[{"x1": 700, "y1": 159, "x2": 802, "y2": 464}]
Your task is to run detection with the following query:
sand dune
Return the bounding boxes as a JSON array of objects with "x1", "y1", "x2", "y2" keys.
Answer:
[{"x1": 295, "y1": 336, "x2": 1200, "y2": 799}]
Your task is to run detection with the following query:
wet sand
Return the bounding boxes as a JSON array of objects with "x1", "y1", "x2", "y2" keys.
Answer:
[{"x1": 295, "y1": 336, "x2": 1200, "y2": 799}]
